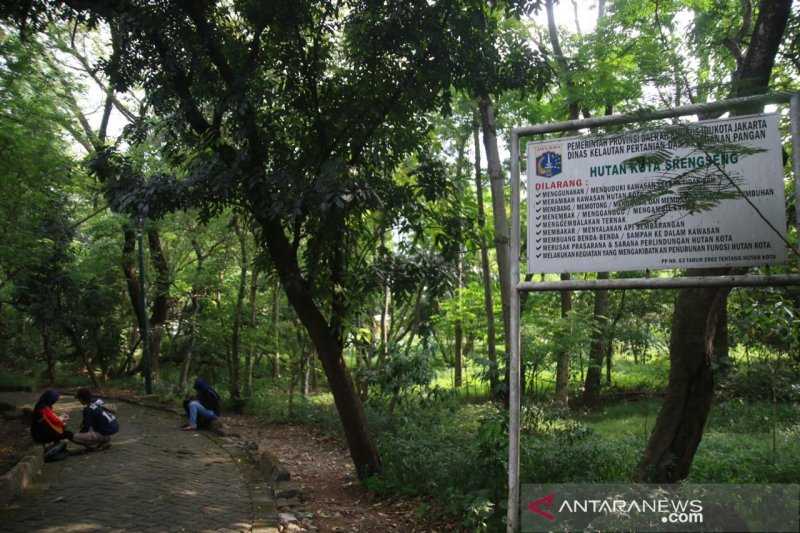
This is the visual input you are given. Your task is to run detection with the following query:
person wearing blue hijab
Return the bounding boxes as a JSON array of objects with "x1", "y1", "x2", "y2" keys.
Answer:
[{"x1": 181, "y1": 378, "x2": 220, "y2": 430}]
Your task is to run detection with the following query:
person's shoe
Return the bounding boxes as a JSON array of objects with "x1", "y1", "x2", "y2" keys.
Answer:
[
  {"x1": 44, "y1": 441, "x2": 68, "y2": 462},
  {"x1": 180, "y1": 424, "x2": 197, "y2": 431},
  {"x1": 96, "y1": 441, "x2": 112, "y2": 451}
]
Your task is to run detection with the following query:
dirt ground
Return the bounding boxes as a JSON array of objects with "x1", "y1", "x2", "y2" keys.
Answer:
[{"x1": 223, "y1": 416, "x2": 458, "y2": 532}]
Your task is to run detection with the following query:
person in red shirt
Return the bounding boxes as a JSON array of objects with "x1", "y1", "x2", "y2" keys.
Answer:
[{"x1": 30, "y1": 390, "x2": 73, "y2": 460}]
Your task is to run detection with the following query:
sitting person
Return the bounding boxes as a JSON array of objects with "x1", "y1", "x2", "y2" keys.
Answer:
[
  {"x1": 182, "y1": 378, "x2": 220, "y2": 431},
  {"x1": 72, "y1": 388, "x2": 119, "y2": 450},
  {"x1": 30, "y1": 389, "x2": 73, "y2": 460}
]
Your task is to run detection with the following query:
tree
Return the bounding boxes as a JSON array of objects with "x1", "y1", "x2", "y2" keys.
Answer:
[
  {"x1": 635, "y1": 0, "x2": 794, "y2": 483},
  {"x1": 0, "y1": 33, "x2": 83, "y2": 384},
  {"x1": 582, "y1": 272, "x2": 609, "y2": 405},
  {"x1": 473, "y1": 110, "x2": 499, "y2": 394},
  {"x1": 9, "y1": 0, "x2": 549, "y2": 478}
]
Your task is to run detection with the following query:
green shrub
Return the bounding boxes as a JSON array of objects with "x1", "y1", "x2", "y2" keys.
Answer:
[{"x1": 718, "y1": 360, "x2": 800, "y2": 401}]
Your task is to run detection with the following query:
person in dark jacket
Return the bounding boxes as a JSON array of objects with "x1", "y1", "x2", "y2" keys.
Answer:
[
  {"x1": 181, "y1": 378, "x2": 220, "y2": 430},
  {"x1": 30, "y1": 389, "x2": 73, "y2": 461},
  {"x1": 72, "y1": 388, "x2": 119, "y2": 449}
]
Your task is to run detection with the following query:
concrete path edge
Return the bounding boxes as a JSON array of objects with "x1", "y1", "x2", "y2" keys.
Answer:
[{"x1": 0, "y1": 444, "x2": 43, "y2": 506}]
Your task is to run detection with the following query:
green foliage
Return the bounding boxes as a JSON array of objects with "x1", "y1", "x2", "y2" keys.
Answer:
[
  {"x1": 718, "y1": 359, "x2": 800, "y2": 402},
  {"x1": 0, "y1": 2, "x2": 798, "y2": 529}
]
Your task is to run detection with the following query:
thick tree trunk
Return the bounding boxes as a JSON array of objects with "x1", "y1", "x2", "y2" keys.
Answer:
[
  {"x1": 637, "y1": 0, "x2": 792, "y2": 482},
  {"x1": 478, "y1": 95, "x2": 511, "y2": 399},
  {"x1": 473, "y1": 112, "x2": 499, "y2": 396},
  {"x1": 554, "y1": 273, "x2": 572, "y2": 406},
  {"x1": 583, "y1": 272, "x2": 610, "y2": 405},
  {"x1": 635, "y1": 281, "x2": 730, "y2": 482},
  {"x1": 730, "y1": 1, "x2": 793, "y2": 100},
  {"x1": 261, "y1": 221, "x2": 381, "y2": 478}
]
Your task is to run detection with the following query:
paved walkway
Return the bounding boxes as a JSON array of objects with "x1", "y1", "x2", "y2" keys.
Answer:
[{"x1": 1, "y1": 393, "x2": 258, "y2": 532}]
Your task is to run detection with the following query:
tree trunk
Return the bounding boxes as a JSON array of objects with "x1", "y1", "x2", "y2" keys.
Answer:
[
  {"x1": 637, "y1": 0, "x2": 792, "y2": 481},
  {"x1": 583, "y1": 272, "x2": 610, "y2": 406},
  {"x1": 554, "y1": 273, "x2": 572, "y2": 406},
  {"x1": 597, "y1": 0, "x2": 606, "y2": 19},
  {"x1": 310, "y1": 349, "x2": 317, "y2": 392},
  {"x1": 41, "y1": 323, "x2": 56, "y2": 386},
  {"x1": 246, "y1": 265, "x2": 259, "y2": 397},
  {"x1": 147, "y1": 228, "x2": 170, "y2": 382},
  {"x1": 379, "y1": 280, "x2": 390, "y2": 365},
  {"x1": 454, "y1": 318, "x2": 463, "y2": 388},
  {"x1": 229, "y1": 216, "x2": 248, "y2": 401},
  {"x1": 296, "y1": 324, "x2": 310, "y2": 397},
  {"x1": 473, "y1": 111, "x2": 499, "y2": 396},
  {"x1": 478, "y1": 95, "x2": 511, "y2": 399},
  {"x1": 272, "y1": 276, "x2": 281, "y2": 379},
  {"x1": 261, "y1": 220, "x2": 381, "y2": 478},
  {"x1": 454, "y1": 239, "x2": 464, "y2": 388},
  {"x1": 635, "y1": 282, "x2": 730, "y2": 482},
  {"x1": 714, "y1": 303, "x2": 731, "y2": 376},
  {"x1": 606, "y1": 290, "x2": 627, "y2": 385},
  {"x1": 121, "y1": 225, "x2": 148, "y2": 346},
  {"x1": 180, "y1": 238, "x2": 206, "y2": 393},
  {"x1": 545, "y1": 0, "x2": 578, "y2": 406},
  {"x1": 179, "y1": 329, "x2": 194, "y2": 393},
  {"x1": 545, "y1": 0, "x2": 579, "y2": 120},
  {"x1": 66, "y1": 325, "x2": 99, "y2": 388}
]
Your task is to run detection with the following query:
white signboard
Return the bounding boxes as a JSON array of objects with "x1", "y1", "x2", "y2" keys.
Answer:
[{"x1": 526, "y1": 114, "x2": 788, "y2": 274}]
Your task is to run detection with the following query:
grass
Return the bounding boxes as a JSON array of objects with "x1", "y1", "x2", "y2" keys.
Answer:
[{"x1": 575, "y1": 397, "x2": 800, "y2": 483}]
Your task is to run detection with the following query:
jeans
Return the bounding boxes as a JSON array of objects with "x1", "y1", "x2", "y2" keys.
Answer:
[
  {"x1": 188, "y1": 400, "x2": 218, "y2": 428},
  {"x1": 73, "y1": 430, "x2": 111, "y2": 446}
]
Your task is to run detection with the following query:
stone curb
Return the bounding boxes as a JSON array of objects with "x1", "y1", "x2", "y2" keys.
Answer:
[
  {"x1": 0, "y1": 395, "x2": 71, "y2": 507},
  {"x1": 0, "y1": 397, "x2": 41, "y2": 506},
  {"x1": 254, "y1": 446, "x2": 291, "y2": 483},
  {"x1": 0, "y1": 445, "x2": 43, "y2": 507}
]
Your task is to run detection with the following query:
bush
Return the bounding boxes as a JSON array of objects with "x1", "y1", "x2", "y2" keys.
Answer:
[
  {"x1": 521, "y1": 426, "x2": 638, "y2": 483},
  {"x1": 719, "y1": 360, "x2": 800, "y2": 401}
]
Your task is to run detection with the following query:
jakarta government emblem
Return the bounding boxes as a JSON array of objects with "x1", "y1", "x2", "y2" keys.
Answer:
[{"x1": 536, "y1": 151, "x2": 562, "y2": 177}]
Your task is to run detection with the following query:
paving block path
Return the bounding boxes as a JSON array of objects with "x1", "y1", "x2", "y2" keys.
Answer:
[{"x1": 1, "y1": 393, "x2": 257, "y2": 532}]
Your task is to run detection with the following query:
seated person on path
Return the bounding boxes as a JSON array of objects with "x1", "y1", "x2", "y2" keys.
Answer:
[
  {"x1": 182, "y1": 378, "x2": 220, "y2": 431},
  {"x1": 30, "y1": 389, "x2": 73, "y2": 457},
  {"x1": 71, "y1": 388, "x2": 119, "y2": 449}
]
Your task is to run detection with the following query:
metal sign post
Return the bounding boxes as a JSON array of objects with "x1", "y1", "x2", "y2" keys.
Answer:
[{"x1": 507, "y1": 92, "x2": 800, "y2": 533}]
